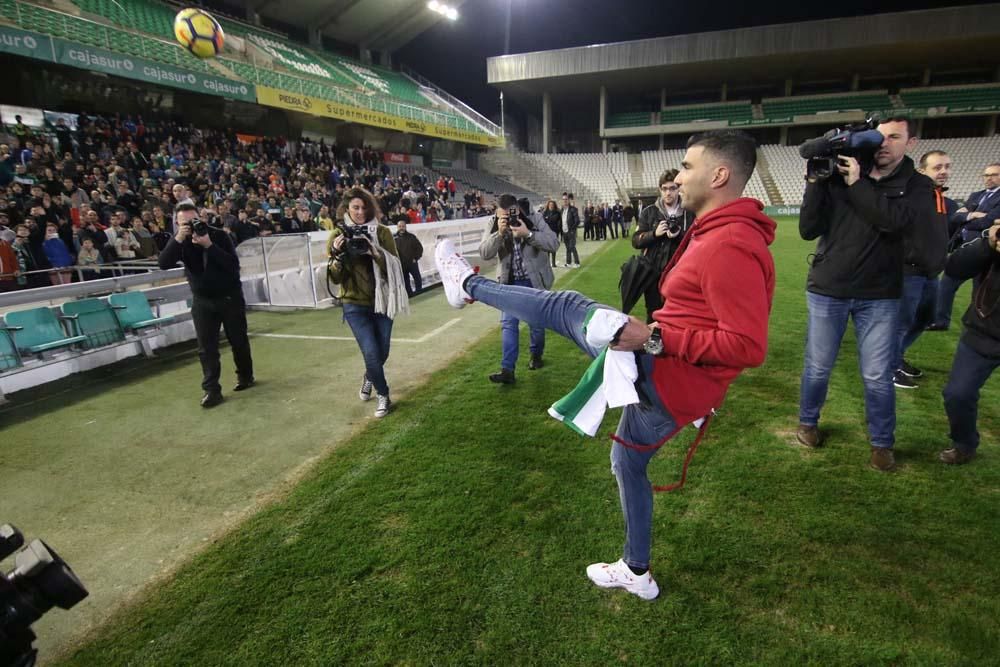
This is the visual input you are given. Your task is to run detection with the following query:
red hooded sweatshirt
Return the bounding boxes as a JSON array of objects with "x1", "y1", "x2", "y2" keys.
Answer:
[{"x1": 650, "y1": 198, "x2": 776, "y2": 427}]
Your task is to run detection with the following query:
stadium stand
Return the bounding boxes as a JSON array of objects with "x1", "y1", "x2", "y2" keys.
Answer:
[
  {"x1": 760, "y1": 91, "x2": 892, "y2": 119},
  {"x1": 898, "y1": 84, "x2": 1000, "y2": 112},
  {"x1": 640, "y1": 148, "x2": 771, "y2": 205},
  {"x1": 435, "y1": 167, "x2": 541, "y2": 204},
  {"x1": 660, "y1": 101, "x2": 753, "y2": 125},
  {"x1": 544, "y1": 153, "x2": 623, "y2": 204},
  {"x1": 607, "y1": 111, "x2": 655, "y2": 128}
]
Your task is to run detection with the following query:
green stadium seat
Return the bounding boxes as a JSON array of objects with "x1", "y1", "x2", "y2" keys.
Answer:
[
  {"x1": 607, "y1": 112, "x2": 653, "y2": 128},
  {"x1": 660, "y1": 103, "x2": 753, "y2": 125},
  {"x1": 899, "y1": 86, "x2": 1000, "y2": 111},
  {"x1": 0, "y1": 329, "x2": 21, "y2": 372},
  {"x1": 2, "y1": 308, "x2": 87, "y2": 356},
  {"x1": 60, "y1": 298, "x2": 126, "y2": 350},
  {"x1": 761, "y1": 93, "x2": 890, "y2": 118},
  {"x1": 109, "y1": 292, "x2": 173, "y2": 332}
]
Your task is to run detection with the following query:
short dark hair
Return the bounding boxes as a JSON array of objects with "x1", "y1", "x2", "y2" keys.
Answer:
[
  {"x1": 918, "y1": 150, "x2": 949, "y2": 170},
  {"x1": 175, "y1": 202, "x2": 197, "y2": 214},
  {"x1": 879, "y1": 115, "x2": 918, "y2": 139},
  {"x1": 497, "y1": 193, "x2": 518, "y2": 210},
  {"x1": 659, "y1": 169, "x2": 679, "y2": 187},
  {"x1": 687, "y1": 130, "x2": 757, "y2": 188}
]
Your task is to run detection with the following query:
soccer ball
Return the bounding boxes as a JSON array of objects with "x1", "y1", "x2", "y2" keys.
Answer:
[{"x1": 174, "y1": 8, "x2": 224, "y2": 59}]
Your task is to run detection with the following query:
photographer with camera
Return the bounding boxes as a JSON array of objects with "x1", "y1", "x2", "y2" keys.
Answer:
[
  {"x1": 327, "y1": 187, "x2": 408, "y2": 418},
  {"x1": 479, "y1": 193, "x2": 559, "y2": 384},
  {"x1": 630, "y1": 169, "x2": 694, "y2": 322},
  {"x1": 939, "y1": 220, "x2": 1000, "y2": 465},
  {"x1": 158, "y1": 202, "x2": 254, "y2": 408},
  {"x1": 796, "y1": 116, "x2": 941, "y2": 471}
]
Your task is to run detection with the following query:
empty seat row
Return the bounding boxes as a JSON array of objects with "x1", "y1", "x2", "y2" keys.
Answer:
[{"x1": 0, "y1": 292, "x2": 172, "y2": 371}]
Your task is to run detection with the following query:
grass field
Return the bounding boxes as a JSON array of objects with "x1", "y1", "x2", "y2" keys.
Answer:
[{"x1": 35, "y1": 217, "x2": 1000, "y2": 664}]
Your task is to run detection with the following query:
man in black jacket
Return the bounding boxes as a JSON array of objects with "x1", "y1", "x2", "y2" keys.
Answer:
[
  {"x1": 631, "y1": 169, "x2": 695, "y2": 322},
  {"x1": 158, "y1": 202, "x2": 254, "y2": 407},
  {"x1": 940, "y1": 220, "x2": 1000, "y2": 465},
  {"x1": 394, "y1": 219, "x2": 424, "y2": 297},
  {"x1": 796, "y1": 117, "x2": 940, "y2": 472},
  {"x1": 560, "y1": 192, "x2": 580, "y2": 267}
]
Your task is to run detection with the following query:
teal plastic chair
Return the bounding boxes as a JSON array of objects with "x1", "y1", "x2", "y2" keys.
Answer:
[
  {"x1": 60, "y1": 299, "x2": 125, "y2": 350},
  {"x1": 108, "y1": 292, "x2": 173, "y2": 332},
  {"x1": 2, "y1": 308, "x2": 87, "y2": 356},
  {"x1": 0, "y1": 328, "x2": 21, "y2": 371}
]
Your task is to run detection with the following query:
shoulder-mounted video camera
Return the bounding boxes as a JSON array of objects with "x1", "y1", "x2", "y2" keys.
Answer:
[{"x1": 799, "y1": 115, "x2": 884, "y2": 183}]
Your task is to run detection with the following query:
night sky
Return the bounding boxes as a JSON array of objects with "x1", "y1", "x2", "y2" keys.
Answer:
[{"x1": 396, "y1": 0, "x2": 994, "y2": 117}]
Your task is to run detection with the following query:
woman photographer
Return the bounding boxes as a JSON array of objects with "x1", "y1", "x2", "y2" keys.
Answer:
[
  {"x1": 630, "y1": 169, "x2": 695, "y2": 322},
  {"x1": 327, "y1": 187, "x2": 408, "y2": 418},
  {"x1": 542, "y1": 199, "x2": 562, "y2": 268}
]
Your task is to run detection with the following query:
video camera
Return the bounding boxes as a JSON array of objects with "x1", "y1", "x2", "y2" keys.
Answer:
[
  {"x1": 1, "y1": 524, "x2": 88, "y2": 667},
  {"x1": 799, "y1": 116, "x2": 884, "y2": 183}
]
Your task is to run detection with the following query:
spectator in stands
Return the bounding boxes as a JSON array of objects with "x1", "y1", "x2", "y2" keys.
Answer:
[
  {"x1": 560, "y1": 192, "x2": 581, "y2": 268},
  {"x1": 114, "y1": 224, "x2": 140, "y2": 263},
  {"x1": 316, "y1": 205, "x2": 334, "y2": 231},
  {"x1": 939, "y1": 219, "x2": 1000, "y2": 465},
  {"x1": 77, "y1": 237, "x2": 102, "y2": 281},
  {"x1": 149, "y1": 222, "x2": 171, "y2": 253},
  {"x1": 542, "y1": 200, "x2": 562, "y2": 268},
  {"x1": 632, "y1": 169, "x2": 694, "y2": 323},
  {"x1": 0, "y1": 227, "x2": 17, "y2": 292},
  {"x1": 434, "y1": 129, "x2": 774, "y2": 601},
  {"x1": 61, "y1": 177, "x2": 89, "y2": 211},
  {"x1": 796, "y1": 117, "x2": 940, "y2": 472},
  {"x1": 12, "y1": 223, "x2": 46, "y2": 289},
  {"x1": 448, "y1": 177, "x2": 456, "y2": 200},
  {"x1": 327, "y1": 187, "x2": 407, "y2": 419},
  {"x1": 78, "y1": 211, "x2": 108, "y2": 250},
  {"x1": 478, "y1": 193, "x2": 560, "y2": 383},
  {"x1": 394, "y1": 219, "x2": 424, "y2": 297},
  {"x1": 42, "y1": 222, "x2": 74, "y2": 285},
  {"x1": 930, "y1": 162, "x2": 1000, "y2": 331},
  {"x1": 159, "y1": 202, "x2": 254, "y2": 408},
  {"x1": 0, "y1": 212, "x2": 13, "y2": 244}
]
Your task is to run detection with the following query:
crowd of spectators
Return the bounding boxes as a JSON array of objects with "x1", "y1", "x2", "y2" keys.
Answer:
[{"x1": 0, "y1": 111, "x2": 495, "y2": 291}]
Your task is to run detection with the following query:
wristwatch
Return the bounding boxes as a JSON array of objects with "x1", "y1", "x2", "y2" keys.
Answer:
[{"x1": 643, "y1": 329, "x2": 664, "y2": 356}]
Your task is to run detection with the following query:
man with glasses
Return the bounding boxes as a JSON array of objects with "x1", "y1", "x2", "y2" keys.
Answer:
[
  {"x1": 930, "y1": 162, "x2": 1000, "y2": 331},
  {"x1": 631, "y1": 170, "x2": 694, "y2": 322}
]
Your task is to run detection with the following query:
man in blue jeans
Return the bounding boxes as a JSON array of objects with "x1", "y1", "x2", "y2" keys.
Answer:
[
  {"x1": 940, "y1": 221, "x2": 1000, "y2": 464},
  {"x1": 479, "y1": 194, "x2": 559, "y2": 384},
  {"x1": 797, "y1": 116, "x2": 941, "y2": 471},
  {"x1": 436, "y1": 130, "x2": 774, "y2": 600}
]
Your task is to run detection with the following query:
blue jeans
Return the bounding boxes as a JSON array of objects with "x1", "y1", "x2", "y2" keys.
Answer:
[
  {"x1": 934, "y1": 273, "x2": 965, "y2": 328},
  {"x1": 466, "y1": 275, "x2": 676, "y2": 570},
  {"x1": 799, "y1": 292, "x2": 899, "y2": 447},
  {"x1": 500, "y1": 278, "x2": 545, "y2": 370},
  {"x1": 943, "y1": 340, "x2": 1000, "y2": 453},
  {"x1": 895, "y1": 275, "x2": 938, "y2": 368},
  {"x1": 342, "y1": 303, "x2": 393, "y2": 396}
]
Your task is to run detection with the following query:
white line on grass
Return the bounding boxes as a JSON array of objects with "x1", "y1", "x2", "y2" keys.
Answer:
[{"x1": 250, "y1": 317, "x2": 463, "y2": 344}]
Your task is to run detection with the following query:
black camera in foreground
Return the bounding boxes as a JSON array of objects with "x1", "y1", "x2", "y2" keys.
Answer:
[
  {"x1": 665, "y1": 214, "x2": 684, "y2": 239},
  {"x1": 1, "y1": 524, "x2": 88, "y2": 667},
  {"x1": 340, "y1": 224, "x2": 372, "y2": 256},
  {"x1": 799, "y1": 116, "x2": 885, "y2": 183},
  {"x1": 192, "y1": 219, "x2": 210, "y2": 236}
]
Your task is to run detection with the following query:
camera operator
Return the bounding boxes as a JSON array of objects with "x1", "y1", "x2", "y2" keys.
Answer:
[
  {"x1": 631, "y1": 169, "x2": 694, "y2": 322},
  {"x1": 479, "y1": 193, "x2": 559, "y2": 383},
  {"x1": 158, "y1": 202, "x2": 255, "y2": 408},
  {"x1": 327, "y1": 187, "x2": 408, "y2": 419},
  {"x1": 939, "y1": 220, "x2": 1000, "y2": 465},
  {"x1": 796, "y1": 116, "x2": 941, "y2": 472}
]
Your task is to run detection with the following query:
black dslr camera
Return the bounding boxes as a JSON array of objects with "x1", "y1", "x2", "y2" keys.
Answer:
[
  {"x1": 799, "y1": 116, "x2": 885, "y2": 183},
  {"x1": 1, "y1": 524, "x2": 88, "y2": 667},
  {"x1": 340, "y1": 224, "x2": 372, "y2": 256},
  {"x1": 665, "y1": 214, "x2": 684, "y2": 239},
  {"x1": 192, "y1": 219, "x2": 210, "y2": 236}
]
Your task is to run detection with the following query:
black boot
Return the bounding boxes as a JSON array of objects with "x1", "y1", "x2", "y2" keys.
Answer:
[{"x1": 489, "y1": 368, "x2": 516, "y2": 384}]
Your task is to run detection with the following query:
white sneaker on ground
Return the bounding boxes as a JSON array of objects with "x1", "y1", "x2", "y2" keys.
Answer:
[
  {"x1": 359, "y1": 375, "x2": 373, "y2": 402},
  {"x1": 573, "y1": 263, "x2": 581, "y2": 268},
  {"x1": 434, "y1": 237, "x2": 475, "y2": 308},
  {"x1": 375, "y1": 394, "x2": 391, "y2": 418},
  {"x1": 586, "y1": 559, "x2": 659, "y2": 600}
]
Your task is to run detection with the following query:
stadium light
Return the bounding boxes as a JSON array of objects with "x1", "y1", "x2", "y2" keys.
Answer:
[{"x1": 427, "y1": 1, "x2": 459, "y2": 20}]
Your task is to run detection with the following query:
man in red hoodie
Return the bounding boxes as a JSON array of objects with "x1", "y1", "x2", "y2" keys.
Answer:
[{"x1": 435, "y1": 130, "x2": 776, "y2": 600}]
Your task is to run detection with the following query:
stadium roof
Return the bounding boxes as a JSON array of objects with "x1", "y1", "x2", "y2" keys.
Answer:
[
  {"x1": 487, "y1": 4, "x2": 1000, "y2": 104},
  {"x1": 231, "y1": 0, "x2": 466, "y2": 53}
]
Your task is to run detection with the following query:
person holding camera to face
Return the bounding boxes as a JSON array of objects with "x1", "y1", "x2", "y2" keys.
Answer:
[
  {"x1": 158, "y1": 202, "x2": 254, "y2": 408},
  {"x1": 939, "y1": 220, "x2": 1000, "y2": 464},
  {"x1": 631, "y1": 169, "x2": 695, "y2": 323},
  {"x1": 478, "y1": 194, "x2": 559, "y2": 384},
  {"x1": 327, "y1": 187, "x2": 408, "y2": 418}
]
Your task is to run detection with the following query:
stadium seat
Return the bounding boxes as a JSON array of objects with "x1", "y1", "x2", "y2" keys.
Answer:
[
  {"x1": 109, "y1": 292, "x2": 173, "y2": 332},
  {"x1": 607, "y1": 111, "x2": 653, "y2": 128},
  {"x1": 660, "y1": 102, "x2": 753, "y2": 125},
  {"x1": 2, "y1": 308, "x2": 88, "y2": 356},
  {"x1": 0, "y1": 329, "x2": 22, "y2": 372},
  {"x1": 60, "y1": 299, "x2": 126, "y2": 350},
  {"x1": 761, "y1": 92, "x2": 891, "y2": 119},
  {"x1": 899, "y1": 85, "x2": 1000, "y2": 111}
]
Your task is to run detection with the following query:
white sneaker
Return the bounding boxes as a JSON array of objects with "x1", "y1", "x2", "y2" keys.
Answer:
[
  {"x1": 586, "y1": 559, "x2": 659, "y2": 600},
  {"x1": 359, "y1": 375, "x2": 373, "y2": 402},
  {"x1": 573, "y1": 263, "x2": 581, "y2": 268},
  {"x1": 374, "y1": 394, "x2": 391, "y2": 418},
  {"x1": 434, "y1": 237, "x2": 475, "y2": 309}
]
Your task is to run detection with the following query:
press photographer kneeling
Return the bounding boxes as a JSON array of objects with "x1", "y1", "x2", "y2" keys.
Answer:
[{"x1": 158, "y1": 203, "x2": 255, "y2": 408}]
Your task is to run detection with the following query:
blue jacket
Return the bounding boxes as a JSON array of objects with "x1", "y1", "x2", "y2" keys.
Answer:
[
  {"x1": 955, "y1": 188, "x2": 1000, "y2": 241},
  {"x1": 43, "y1": 237, "x2": 74, "y2": 268}
]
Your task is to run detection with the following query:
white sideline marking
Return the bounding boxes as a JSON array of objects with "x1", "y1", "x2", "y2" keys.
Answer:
[{"x1": 250, "y1": 317, "x2": 462, "y2": 344}]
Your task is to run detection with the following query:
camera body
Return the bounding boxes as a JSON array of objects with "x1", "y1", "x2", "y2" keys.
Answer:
[
  {"x1": 1, "y1": 524, "x2": 88, "y2": 667},
  {"x1": 340, "y1": 224, "x2": 372, "y2": 256},
  {"x1": 192, "y1": 219, "x2": 210, "y2": 236},
  {"x1": 665, "y1": 214, "x2": 685, "y2": 239},
  {"x1": 799, "y1": 116, "x2": 884, "y2": 183}
]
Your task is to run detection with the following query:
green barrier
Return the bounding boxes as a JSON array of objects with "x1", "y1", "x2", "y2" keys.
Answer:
[{"x1": 0, "y1": 26, "x2": 53, "y2": 60}]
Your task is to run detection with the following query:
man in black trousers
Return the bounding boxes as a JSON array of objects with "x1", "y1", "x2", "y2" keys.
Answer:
[{"x1": 159, "y1": 203, "x2": 254, "y2": 407}]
